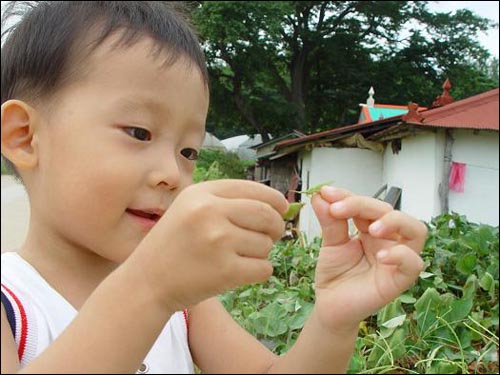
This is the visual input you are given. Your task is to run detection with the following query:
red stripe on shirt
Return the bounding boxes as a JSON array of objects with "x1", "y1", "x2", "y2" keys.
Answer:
[
  {"x1": 182, "y1": 308, "x2": 189, "y2": 335},
  {"x1": 1, "y1": 283, "x2": 28, "y2": 361}
]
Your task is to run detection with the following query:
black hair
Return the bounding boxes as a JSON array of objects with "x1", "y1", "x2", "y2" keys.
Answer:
[{"x1": 1, "y1": 1, "x2": 208, "y2": 178}]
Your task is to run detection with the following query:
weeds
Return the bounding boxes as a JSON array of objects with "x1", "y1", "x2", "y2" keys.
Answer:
[{"x1": 219, "y1": 213, "x2": 499, "y2": 373}]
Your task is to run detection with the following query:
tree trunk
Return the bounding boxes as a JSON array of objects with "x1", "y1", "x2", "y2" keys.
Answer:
[
  {"x1": 290, "y1": 45, "x2": 310, "y2": 131},
  {"x1": 232, "y1": 73, "x2": 269, "y2": 140}
]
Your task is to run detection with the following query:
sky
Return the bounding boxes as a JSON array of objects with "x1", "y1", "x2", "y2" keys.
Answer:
[
  {"x1": 1, "y1": 1, "x2": 499, "y2": 58},
  {"x1": 427, "y1": 1, "x2": 499, "y2": 58}
]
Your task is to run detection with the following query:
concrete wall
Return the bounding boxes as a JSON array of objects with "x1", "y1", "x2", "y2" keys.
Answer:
[
  {"x1": 298, "y1": 147, "x2": 382, "y2": 240},
  {"x1": 296, "y1": 129, "x2": 499, "y2": 241},
  {"x1": 449, "y1": 130, "x2": 499, "y2": 225},
  {"x1": 382, "y1": 132, "x2": 442, "y2": 222}
]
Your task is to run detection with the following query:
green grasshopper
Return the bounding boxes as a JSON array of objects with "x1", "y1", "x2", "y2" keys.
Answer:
[
  {"x1": 291, "y1": 181, "x2": 333, "y2": 196},
  {"x1": 282, "y1": 181, "x2": 333, "y2": 219},
  {"x1": 282, "y1": 202, "x2": 305, "y2": 220}
]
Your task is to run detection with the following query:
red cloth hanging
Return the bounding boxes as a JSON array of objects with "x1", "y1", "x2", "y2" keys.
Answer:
[{"x1": 449, "y1": 162, "x2": 466, "y2": 193}]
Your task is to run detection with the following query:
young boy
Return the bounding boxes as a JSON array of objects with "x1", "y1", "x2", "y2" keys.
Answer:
[{"x1": 1, "y1": 2, "x2": 428, "y2": 373}]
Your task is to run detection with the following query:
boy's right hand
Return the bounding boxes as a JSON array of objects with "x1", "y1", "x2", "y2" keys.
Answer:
[{"x1": 129, "y1": 179, "x2": 289, "y2": 312}]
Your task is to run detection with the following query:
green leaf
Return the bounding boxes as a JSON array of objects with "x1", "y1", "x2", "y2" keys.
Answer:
[
  {"x1": 366, "y1": 325, "x2": 408, "y2": 367},
  {"x1": 263, "y1": 319, "x2": 288, "y2": 337},
  {"x1": 238, "y1": 288, "x2": 253, "y2": 299},
  {"x1": 288, "y1": 302, "x2": 313, "y2": 330},
  {"x1": 381, "y1": 314, "x2": 406, "y2": 329},
  {"x1": 458, "y1": 327, "x2": 472, "y2": 350},
  {"x1": 479, "y1": 272, "x2": 494, "y2": 291},
  {"x1": 377, "y1": 300, "x2": 406, "y2": 338},
  {"x1": 419, "y1": 272, "x2": 435, "y2": 279},
  {"x1": 456, "y1": 253, "x2": 477, "y2": 275},
  {"x1": 462, "y1": 274, "x2": 478, "y2": 300},
  {"x1": 250, "y1": 315, "x2": 288, "y2": 337},
  {"x1": 415, "y1": 288, "x2": 442, "y2": 314},
  {"x1": 386, "y1": 326, "x2": 408, "y2": 361},
  {"x1": 415, "y1": 288, "x2": 442, "y2": 333},
  {"x1": 448, "y1": 297, "x2": 473, "y2": 322},
  {"x1": 398, "y1": 294, "x2": 417, "y2": 304},
  {"x1": 428, "y1": 361, "x2": 459, "y2": 374}
]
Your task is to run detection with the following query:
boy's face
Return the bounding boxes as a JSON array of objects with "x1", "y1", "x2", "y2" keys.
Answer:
[{"x1": 30, "y1": 35, "x2": 209, "y2": 263}]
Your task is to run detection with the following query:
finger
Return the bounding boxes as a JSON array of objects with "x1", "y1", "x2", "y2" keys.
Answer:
[
  {"x1": 231, "y1": 257, "x2": 274, "y2": 286},
  {"x1": 329, "y1": 195, "x2": 394, "y2": 222},
  {"x1": 204, "y1": 179, "x2": 289, "y2": 217},
  {"x1": 369, "y1": 211, "x2": 429, "y2": 251},
  {"x1": 232, "y1": 229, "x2": 274, "y2": 259},
  {"x1": 311, "y1": 192, "x2": 349, "y2": 246},
  {"x1": 319, "y1": 185, "x2": 354, "y2": 203},
  {"x1": 377, "y1": 245, "x2": 425, "y2": 290},
  {"x1": 320, "y1": 186, "x2": 375, "y2": 233},
  {"x1": 224, "y1": 198, "x2": 285, "y2": 241}
]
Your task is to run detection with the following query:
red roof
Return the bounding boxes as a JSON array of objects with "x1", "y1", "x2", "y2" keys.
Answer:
[
  {"x1": 275, "y1": 87, "x2": 499, "y2": 151},
  {"x1": 418, "y1": 88, "x2": 499, "y2": 130}
]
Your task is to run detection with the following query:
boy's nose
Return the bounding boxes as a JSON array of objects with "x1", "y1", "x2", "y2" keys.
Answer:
[{"x1": 147, "y1": 156, "x2": 181, "y2": 190}]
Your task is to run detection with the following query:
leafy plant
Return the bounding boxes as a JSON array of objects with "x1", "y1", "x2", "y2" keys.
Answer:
[
  {"x1": 193, "y1": 149, "x2": 253, "y2": 182},
  {"x1": 220, "y1": 237, "x2": 321, "y2": 353},
  {"x1": 220, "y1": 212, "x2": 499, "y2": 373}
]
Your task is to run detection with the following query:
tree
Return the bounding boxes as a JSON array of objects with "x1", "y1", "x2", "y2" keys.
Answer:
[{"x1": 192, "y1": 1, "x2": 497, "y2": 139}]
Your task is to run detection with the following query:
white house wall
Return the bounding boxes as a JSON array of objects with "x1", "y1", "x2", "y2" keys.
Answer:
[
  {"x1": 298, "y1": 147, "x2": 382, "y2": 240},
  {"x1": 295, "y1": 128, "x2": 498, "y2": 242},
  {"x1": 383, "y1": 132, "x2": 441, "y2": 222},
  {"x1": 449, "y1": 130, "x2": 499, "y2": 225}
]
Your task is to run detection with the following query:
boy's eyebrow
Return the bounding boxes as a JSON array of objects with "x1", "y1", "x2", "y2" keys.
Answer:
[
  {"x1": 113, "y1": 96, "x2": 168, "y2": 116},
  {"x1": 112, "y1": 96, "x2": 205, "y2": 133}
]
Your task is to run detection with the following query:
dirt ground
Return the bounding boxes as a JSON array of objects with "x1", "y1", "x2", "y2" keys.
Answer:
[{"x1": 1, "y1": 175, "x2": 30, "y2": 252}]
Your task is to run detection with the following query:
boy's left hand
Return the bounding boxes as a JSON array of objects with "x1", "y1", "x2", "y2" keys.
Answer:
[{"x1": 310, "y1": 186, "x2": 428, "y2": 334}]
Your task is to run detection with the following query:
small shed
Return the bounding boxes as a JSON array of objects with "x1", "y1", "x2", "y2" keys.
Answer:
[
  {"x1": 251, "y1": 131, "x2": 305, "y2": 197},
  {"x1": 270, "y1": 82, "x2": 499, "y2": 239}
]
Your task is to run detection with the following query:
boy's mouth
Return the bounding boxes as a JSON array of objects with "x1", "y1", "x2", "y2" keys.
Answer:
[{"x1": 126, "y1": 208, "x2": 164, "y2": 227}]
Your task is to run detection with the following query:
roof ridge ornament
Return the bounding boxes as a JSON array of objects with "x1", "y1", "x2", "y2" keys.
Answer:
[
  {"x1": 367, "y1": 86, "x2": 375, "y2": 107},
  {"x1": 431, "y1": 78, "x2": 454, "y2": 108},
  {"x1": 402, "y1": 102, "x2": 423, "y2": 123}
]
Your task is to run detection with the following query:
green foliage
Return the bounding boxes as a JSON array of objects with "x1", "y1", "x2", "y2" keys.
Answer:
[
  {"x1": 219, "y1": 237, "x2": 321, "y2": 354},
  {"x1": 220, "y1": 213, "x2": 499, "y2": 373},
  {"x1": 192, "y1": 1, "x2": 497, "y2": 138},
  {"x1": 1, "y1": 157, "x2": 10, "y2": 175},
  {"x1": 193, "y1": 149, "x2": 253, "y2": 182}
]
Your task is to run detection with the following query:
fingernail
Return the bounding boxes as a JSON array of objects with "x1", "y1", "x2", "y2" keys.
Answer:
[
  {"x1": 370, "y1": 221, "x2": 383, "y2": 233},
  {"x1": 377, "y1": 250, "x2": 388, "y2": 260},
  {"x1": 322, "y1": 186, "x2": 336, "y2": 194}
]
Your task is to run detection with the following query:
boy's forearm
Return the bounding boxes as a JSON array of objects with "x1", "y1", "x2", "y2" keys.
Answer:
[
  {"x1": 18, "y1": 262, "x2": 174, "y2": 374},
  {"x1": 267, "y1": 307, "x2": 358, "y2": 374}
]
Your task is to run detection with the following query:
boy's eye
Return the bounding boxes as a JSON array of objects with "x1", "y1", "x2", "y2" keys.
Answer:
[
  {"x1": 124, "y1": 127, "x2": 151, "y2": 141},
  {"x1": 180, "y1": 148, "x2": 199, "y2": 160}
]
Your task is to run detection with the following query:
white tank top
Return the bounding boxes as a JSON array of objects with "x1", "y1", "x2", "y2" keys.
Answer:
[{"x1": 1, "y1": 252, "x2": 194, "y2": 374}]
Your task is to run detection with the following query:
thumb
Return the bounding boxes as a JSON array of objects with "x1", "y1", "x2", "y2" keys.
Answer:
[{"x1": 311, "y1": 192, "x2": 349, "y2": 246}]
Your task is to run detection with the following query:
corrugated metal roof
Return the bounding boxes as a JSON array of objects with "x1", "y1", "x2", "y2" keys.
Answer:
[
  {"x1": 418, "y1": 88, "x2": 499, "y2": 130},
  {"x1": 274, "y1": 87, "x2": 498, "y2": 152}
]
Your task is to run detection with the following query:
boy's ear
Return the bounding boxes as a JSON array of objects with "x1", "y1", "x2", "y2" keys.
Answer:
[{"x1": 1, "y1": 100, "x2": 40, "y2": 171}]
